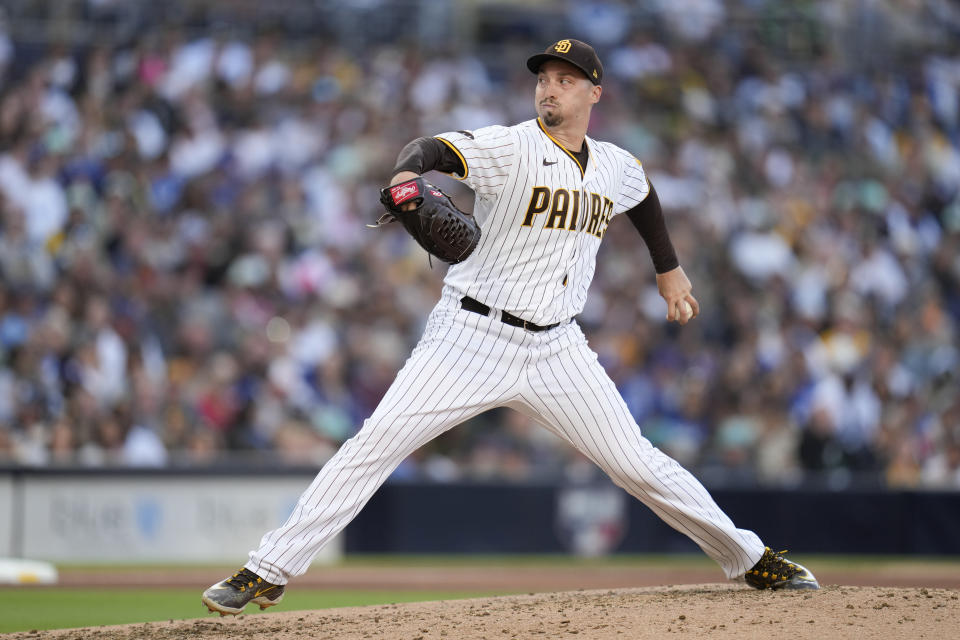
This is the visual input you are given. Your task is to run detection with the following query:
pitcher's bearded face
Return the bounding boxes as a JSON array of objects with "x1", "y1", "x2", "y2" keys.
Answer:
[{"x1": 534, "y1": 60, "x2": 600, "y2": 130}]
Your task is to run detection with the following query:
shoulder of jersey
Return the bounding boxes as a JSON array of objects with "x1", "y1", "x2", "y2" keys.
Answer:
[
  {"x1": 447, "y1": 124, "x2": 514, "y2": 140},
  {"x1": 609, "y1": 142, "x2": 648, "y2": 174},
  {"x1": 589, "y1": 139, "x2": 632, "y2": 162},
  {"x1": 516, "y1": 119, "x2": 543, "y2": 135}
]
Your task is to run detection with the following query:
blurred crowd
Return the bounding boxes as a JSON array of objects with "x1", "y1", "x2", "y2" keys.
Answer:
[{"x1": 0, "y1": 0, "x2": 958, "y2": 489}]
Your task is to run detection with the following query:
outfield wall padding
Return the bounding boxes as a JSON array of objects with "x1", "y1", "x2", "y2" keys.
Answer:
[
  {"x1": 349, "y1": 482, "x2": 960, "y2": 555},
  {"x1": 1, "y1": 469, "x2": 957, "y2": 560}
]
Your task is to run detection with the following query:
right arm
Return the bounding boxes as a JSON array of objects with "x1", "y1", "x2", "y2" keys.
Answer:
[{"x1": 614, "y1": 153, "x2": 698, "y2": 325}]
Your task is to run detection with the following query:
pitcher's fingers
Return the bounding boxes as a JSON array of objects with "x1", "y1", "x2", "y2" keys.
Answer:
[{"x1": 665, "y1": 300, "x2": 678, "y2": 322}]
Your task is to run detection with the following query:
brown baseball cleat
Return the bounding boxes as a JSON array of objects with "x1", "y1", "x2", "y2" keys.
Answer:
[
  {"x1": 745, "y1": 547, "x2": 820, "y2": 590},
  {"x1": 201, "y1": 568, "x2": 285, "y2": 616}
]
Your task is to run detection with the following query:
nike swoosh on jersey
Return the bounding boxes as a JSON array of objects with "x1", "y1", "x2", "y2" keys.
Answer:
[{"x1": 543, "y1": 159, "x2": 558, "y2": 166}]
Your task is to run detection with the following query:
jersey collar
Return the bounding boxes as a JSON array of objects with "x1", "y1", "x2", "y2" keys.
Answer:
[{"x1": 536, "y1": 118, "x2": 588, "y2": 179}]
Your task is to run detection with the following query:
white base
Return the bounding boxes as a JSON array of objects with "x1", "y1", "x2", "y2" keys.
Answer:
[{"x1": 0, "y1": 558, "x2": 59, "y2": 584}]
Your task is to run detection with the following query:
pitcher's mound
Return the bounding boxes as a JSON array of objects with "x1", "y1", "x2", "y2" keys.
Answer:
[{"x1": 7, "y1": 584, "x2": 959, "y2": 639}]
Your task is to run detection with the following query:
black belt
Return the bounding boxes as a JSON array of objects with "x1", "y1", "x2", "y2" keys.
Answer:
[{"x1": 460, "y1": 296, "x2": 561, "y2": 332}]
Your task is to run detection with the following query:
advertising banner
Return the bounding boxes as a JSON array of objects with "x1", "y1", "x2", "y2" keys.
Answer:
[{"x1": 17, "y1": 475, "x2": 342, "y2": 564}]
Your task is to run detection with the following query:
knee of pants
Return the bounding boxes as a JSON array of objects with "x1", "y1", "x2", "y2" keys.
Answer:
[{"x1": 341, "y1": 413, "x2": 436, "y2": 461}]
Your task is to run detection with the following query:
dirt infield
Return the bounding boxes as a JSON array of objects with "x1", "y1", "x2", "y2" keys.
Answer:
[
  {"x1": 4, "y1": 561, "x2": 959, "y2": 638},
  {"x1": 5, "y1": 584, "x2": 959, "y2": 640}
]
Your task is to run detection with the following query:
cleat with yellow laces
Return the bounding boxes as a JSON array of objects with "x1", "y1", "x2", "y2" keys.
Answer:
[
  {"x1": 745, "y1": 547, "x2": 820, "y2": 590},
  {"x1": 201, "y1": 568, "x2": 285, "y2": 615}
]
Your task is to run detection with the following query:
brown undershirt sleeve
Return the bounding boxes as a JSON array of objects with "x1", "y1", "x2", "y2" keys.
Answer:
[
  {"x1": 392, "y1": 137, "x2": 466, "y2": 178},
  {"x1": 624, "y1": 183, "x2": 679, "y2": 274}
]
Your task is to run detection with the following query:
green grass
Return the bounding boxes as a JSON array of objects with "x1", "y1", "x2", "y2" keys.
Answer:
[
  {"x1": 54, "y1": 552, "x2": 960, "y2": 571},
  {"x1": 338, "y1": 553, "x2": 715, "y2": 567},
  {"x1": 54, "y1": 553, "x2": 720, "y2": 572},
  {"x1": 4, "y1": 554, "x2": 959, "y2": 634},
  {"x1": 336, "y1": 552, "x2": 960, "y2": 572},
  {"x1": 0, "y1": 588, "x2": 508, "y2": 634}
]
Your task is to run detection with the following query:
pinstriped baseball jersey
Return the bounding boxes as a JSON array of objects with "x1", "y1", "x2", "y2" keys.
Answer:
[
  {"x1": 436, "y1": 118, "x2": 650, "y2": 327},
  {"x1": 234, "y1": 114, "x2": 769, "y2": 593},
  {"x1": 201, "y1": 39, "x2": 795, "y2": 612},
  {"x1": 234, "y1": 114, "x2": 771, "y2": 591},
  {"x1": 238, "y1": 119, "x2": 766, "y2": 588}
]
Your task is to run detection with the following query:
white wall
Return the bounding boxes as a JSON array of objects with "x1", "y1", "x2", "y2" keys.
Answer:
[
  {"x1": 2, "y1": 474, "x2": 342, "y2": 564},
  {"x1": 0, "y1": 476, "x2": 12, "y2": 556}
]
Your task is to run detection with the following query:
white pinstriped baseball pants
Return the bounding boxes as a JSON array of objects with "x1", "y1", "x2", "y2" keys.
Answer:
[{"x1": 246, "y1": 286, "x2": 765, "y2": 583}]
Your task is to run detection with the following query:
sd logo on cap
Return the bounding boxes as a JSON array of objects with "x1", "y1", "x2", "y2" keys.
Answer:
[{"x1": 526, "y1": 38, "x2": 603, "y2": 86}]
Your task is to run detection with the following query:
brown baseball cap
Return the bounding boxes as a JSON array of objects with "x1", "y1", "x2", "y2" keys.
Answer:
[{"x1": 526, "y1": 39, "x2": 603, "y2": 85}]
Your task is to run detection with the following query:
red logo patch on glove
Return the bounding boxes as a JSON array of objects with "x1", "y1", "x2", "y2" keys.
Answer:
[{"x1": 389, "y1": 181, "x2": 421, "y2": 205}]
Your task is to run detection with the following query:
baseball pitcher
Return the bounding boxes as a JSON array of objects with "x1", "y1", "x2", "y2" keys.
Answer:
[{"x1": 202, "y1": 38, "x2": 818, "y2": 617}]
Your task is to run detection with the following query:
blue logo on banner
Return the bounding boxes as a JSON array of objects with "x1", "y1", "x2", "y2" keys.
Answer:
[{"x1": 135, "y1": 498, "x2": 162, "y2": 540}]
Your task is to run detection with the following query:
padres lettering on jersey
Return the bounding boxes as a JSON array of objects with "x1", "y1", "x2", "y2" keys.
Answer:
[
  {"x1": 435, "y1": 118, "x2": 650, "y2": 326},
  {"x1": 521, "y1": 186, "x2": 614, "y2": 238}
]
